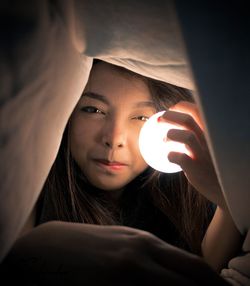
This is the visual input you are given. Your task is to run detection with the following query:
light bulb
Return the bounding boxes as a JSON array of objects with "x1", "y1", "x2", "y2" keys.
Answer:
[{"x1": 139, "y1": 111, "x2": 191, "y2": 173}]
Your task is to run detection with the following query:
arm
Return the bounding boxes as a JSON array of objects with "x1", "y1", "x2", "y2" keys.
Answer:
[
  {"x1": 161, "y1": 101, "x2": 242, "y2": 271},
  {"x1": 202, "y1": 206, "x2": 242, "y2": 272},
  {"x1": 2, "y1": 221, "x2": 229, "y2": 286}
]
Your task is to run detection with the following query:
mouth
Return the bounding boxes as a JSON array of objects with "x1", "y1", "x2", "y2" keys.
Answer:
[{"x1": 93, "y1": 159, "x2": 128, "y2": 171}]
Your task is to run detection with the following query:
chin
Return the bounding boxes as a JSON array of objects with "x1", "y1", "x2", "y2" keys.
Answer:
[
  {"x1": 95, "y1": 184, "x2": 124, "y2": 192},
  {"x1": 91, "y1": 179, "x2": 129, "y2": 192}
]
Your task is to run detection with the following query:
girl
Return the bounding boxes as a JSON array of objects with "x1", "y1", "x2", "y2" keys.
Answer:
[{"x1": 32, "y1": 59, "x2": 239, "y2": 271}]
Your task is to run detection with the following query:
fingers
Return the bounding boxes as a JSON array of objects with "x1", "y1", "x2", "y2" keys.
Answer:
[
  {"x1": 168, "y1": 151, "x2": 194, "y2": 174},
  {"x1": 169, "y1": 101, "x2": 204, "y2": 131},
  {"x1": 159, "y1": 103, "x2": 206, "y2": 147},
  {"x1": 167, "y1": 129, "x2": 203, "y2": 160},
  {"x1": 160, "y1": 102, "x2": 224, "y2": 206},
  {"x1": 159, "y1": 102, "x2": 208, "y2": 169}
]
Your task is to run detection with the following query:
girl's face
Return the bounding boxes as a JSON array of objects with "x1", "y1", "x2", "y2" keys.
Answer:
[{"x1": 70, "y1": 62, "x2": 156, "y2": 192}]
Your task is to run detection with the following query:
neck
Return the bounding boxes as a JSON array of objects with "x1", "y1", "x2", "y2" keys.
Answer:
[{"x1": 105, "y1": 188, "x2": 124, "y2": 204}]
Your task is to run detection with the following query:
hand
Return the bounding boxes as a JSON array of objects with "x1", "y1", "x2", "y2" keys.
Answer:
[
  {"x1": 160, "y1": 101, "x2": 226, "y2": 209},
  {"x1": 2, "y1": 222, "x2": 229, "y2": 285}
]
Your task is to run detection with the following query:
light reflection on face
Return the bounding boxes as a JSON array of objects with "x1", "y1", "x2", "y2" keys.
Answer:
[{"x1": 69, "y1": 62, "x2": 156, "y2": 192}]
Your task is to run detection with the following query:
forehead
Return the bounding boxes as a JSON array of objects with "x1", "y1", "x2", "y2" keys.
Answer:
[{"x1": 84, "y1": 62, "x2": 152, "y2": 103}]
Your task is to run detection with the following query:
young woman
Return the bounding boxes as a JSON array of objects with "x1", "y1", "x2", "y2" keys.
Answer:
[{"x1": 29, "y1": 59, "x2": 240, "y2": 271}]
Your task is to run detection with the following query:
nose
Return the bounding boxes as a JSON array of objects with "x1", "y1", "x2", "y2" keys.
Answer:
[{"x1": 101, "y1": 120, "x2": 127, "y2": 149}]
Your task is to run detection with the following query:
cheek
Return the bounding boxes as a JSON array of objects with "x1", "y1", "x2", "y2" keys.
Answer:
[
  {"x1": 70, "y1": 119, "x2": 96, "y2": 156},
  {"x1": 130, "y1": 130, "x2": 148, "y2": 168}
]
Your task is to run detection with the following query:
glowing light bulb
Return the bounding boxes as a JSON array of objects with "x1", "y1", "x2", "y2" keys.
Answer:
[{"x1": 139, "y1": 111, "x2": 191, "y2": 173}]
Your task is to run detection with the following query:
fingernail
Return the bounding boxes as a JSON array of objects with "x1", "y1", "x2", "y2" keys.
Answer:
[{"x1": 157, "y1": 117, "x2": 162, "y2": 122}]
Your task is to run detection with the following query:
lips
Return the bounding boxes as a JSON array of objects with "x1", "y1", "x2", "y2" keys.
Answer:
[
  {"x1": 93, "y1": 159, "x2": 128, "y2": 171},
  {"x1": 94, "y1": 159, "x2": 128, "y2": 166}
]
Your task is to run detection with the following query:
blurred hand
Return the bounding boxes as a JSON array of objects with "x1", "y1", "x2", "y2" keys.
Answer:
[
  {"x1": 1, "y1": 221, "x2": 229, "y2": 286},
  {"x1": 160, "y1": 101, "x2": 226, "y2": 209}
]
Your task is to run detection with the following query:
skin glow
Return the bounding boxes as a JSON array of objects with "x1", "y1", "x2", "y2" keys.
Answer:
[
  {"x1": 69, "y1": 62, "x2": 156, "y2": 191},
  {"x1": 139, "y1": 111, "x2": 191, "y2": 173}
]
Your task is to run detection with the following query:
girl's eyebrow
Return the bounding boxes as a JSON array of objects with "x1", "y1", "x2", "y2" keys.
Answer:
[
  {"x1": 82, "y1": 92, "x2": 109, "y2": 104},
  {"x1": 82, "y1": 91, "x2": 155, "y2": 108},
  {"x1": 133, "y1": 101, "x2": 155, "y2": 109}
]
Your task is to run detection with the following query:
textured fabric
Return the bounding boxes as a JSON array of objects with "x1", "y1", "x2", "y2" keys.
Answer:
[
  {"x1": 0, "y1": 1, "x2": 93, "y2": 260},
  {"x1": 221, "y1": 230, "x2": 250, "y2": 286}
]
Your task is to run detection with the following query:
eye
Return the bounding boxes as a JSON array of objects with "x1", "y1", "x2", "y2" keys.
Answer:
[
  {"x1": 132, "y1": 116, "x2": 149, "y2": 122},
  {"x1": 80, "y1": 106, "x2": 105, "y2": 115}
]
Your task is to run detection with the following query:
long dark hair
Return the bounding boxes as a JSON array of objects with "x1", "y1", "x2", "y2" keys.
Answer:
[{"x1": 37, "y1": 60, "x2": 213, "y2": 255}]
